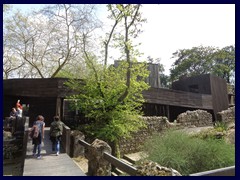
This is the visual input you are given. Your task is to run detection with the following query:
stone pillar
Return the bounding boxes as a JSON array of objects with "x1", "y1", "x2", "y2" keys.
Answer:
[
  {"x1": 87, "y1": 139, "x2": 112, "y2": 176},
  {"x1": 70, "y1": 130, "x2": 85, "y2": 157}
]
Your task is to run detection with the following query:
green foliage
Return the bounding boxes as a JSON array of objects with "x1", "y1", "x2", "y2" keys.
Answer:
[
  {"x1": 143, "y1": 130, "x2": 235, "y2": 175},
  {"x1": 66, "y1": 4, "x2": 148, "y2": 158},
  {"x1": 192, "y1": 123, "x2": 228, "y2": 140},
  {"x1": 191, "y1": 128, "x2": 226, "y2": 140},
  {"x1": 212, "y1": 45, "x2": 235, "y2": 84},
  {"x1": 66, "y1": 60, "x2": 149, "y2": 143},
  {"x1": 214, "y1": 121, "x2": 228, "y2": 132},
  {"x1": 170, "y1": 45, "x2": 235, "y2": 84}
]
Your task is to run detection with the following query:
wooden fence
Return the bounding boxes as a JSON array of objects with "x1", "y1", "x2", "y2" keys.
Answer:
[
  {"x1": 61, "y1": 124, "x2": 71, "y2": 155},
  {"x1": 190, "y1": 166, "x2": 235, "y2": 176},
  {"x1": 78, "y1": 139, "x2": 138, "y2": 176}
]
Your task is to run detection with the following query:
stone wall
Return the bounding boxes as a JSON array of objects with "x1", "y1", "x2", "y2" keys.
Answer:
[
  {"x1": 75, "y1": 110, "x2": 218, "y2": 156},
  {"x1": 217, "y1": 106, "x2": 235, "y2": 123},
  {"x1": 176, "y1": 110, "x2": 213, "y2": 127},
  {"x1": 119, "y1": 116, "x2": 168, "y2": 155}
]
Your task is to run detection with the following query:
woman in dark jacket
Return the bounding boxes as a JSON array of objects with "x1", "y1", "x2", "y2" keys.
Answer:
[
  {"x1": 49, "y1": 116, "x2": 64, "y2": 156},
  {"x1": 32, "y1": 115, "x2": 45, "y2": 159}
]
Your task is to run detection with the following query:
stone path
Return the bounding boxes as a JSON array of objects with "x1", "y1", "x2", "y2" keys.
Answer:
[{"x1": 23, "y1": 127, "x2": 86, "y2": 176}]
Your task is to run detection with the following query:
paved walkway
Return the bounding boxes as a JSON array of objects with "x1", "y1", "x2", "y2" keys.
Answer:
[{"x1": 23, "y1": 127, "x2": 86, "y2": 176}]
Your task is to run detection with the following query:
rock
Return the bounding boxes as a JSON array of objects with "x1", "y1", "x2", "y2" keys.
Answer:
[
  {"x1": 225, "y1": 129, "x2": 235, "y2": 145},
  {"x1": 3, "y1": 131, "x2": 12, "y2": 140},
  {"x1": 177, "y1": 110, "x2": 212, "y2": 127},
  {"x1": 136, "y1": 160, "x2": 182, "y2": 176},
  {"x1": 217, "y1": 107, "x2": 235, "y2": 123},
  {"x1": 70, "y1": 130, "x2": 85, "y2": 157}
]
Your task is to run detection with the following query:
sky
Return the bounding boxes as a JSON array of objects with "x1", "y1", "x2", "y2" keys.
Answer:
[{"x1": 10, "y1": 4, "x2": 235, "y2": 75}]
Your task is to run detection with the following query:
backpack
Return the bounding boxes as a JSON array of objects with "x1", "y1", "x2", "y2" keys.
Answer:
[
  {"x1": 50, "y1": 122, "x2": 63, "y2": 137},
  {"x1": 30, "y1": 124, "x2": 39, "y2": 138}
]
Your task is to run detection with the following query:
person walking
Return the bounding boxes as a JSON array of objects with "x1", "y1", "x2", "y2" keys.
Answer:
[
  {"x1": 32, "y1": 115, "x2": 45, "y2": 159},
  {"x1": 49, "y1": 115, "x2": 64, "y2": 156}
]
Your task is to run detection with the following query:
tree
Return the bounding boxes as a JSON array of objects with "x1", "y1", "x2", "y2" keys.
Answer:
[
  {"x1": 3, "y1": 4, "x2": 11, "y2": 12},
  {"x1": 212, "y1": 45, "x2": 235, "y2": 84},
  {"x1": 3, "y1": 5, "x2": 25, "y2": 79},
  {"x1": 3, "y1": 4, "x2": 101, "y2": 78},
  {"x1": 66, "y1": 4, "x2": 149, "y2": 157},
  {"x1": 170, "y1": 45, "x2": 235, "y2": 84}
]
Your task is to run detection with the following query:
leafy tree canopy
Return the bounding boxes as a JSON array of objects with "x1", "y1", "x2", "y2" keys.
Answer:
[
  {"x1": 66, "y1": 59, "x2": 149, "y2": 143},
  {"x1": 170, "y1": 45, "x2": 235, "y2": 84},
  {"x1": 65, "y1": 4, "x2": 149, "y2": 157}
]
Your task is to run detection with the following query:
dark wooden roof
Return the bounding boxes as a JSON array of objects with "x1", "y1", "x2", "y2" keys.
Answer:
[
  {"x1": 3, "y1": 78, "x2": 72, "y2": 98},
  {"x1": 143, "y1": 87, "x2": 212, "y2": 109},
  {"x1": 4, "y1": 78, "x2": 213, "y2": 110}
]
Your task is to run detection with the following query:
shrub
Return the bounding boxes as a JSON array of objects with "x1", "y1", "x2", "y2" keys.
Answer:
[
  {"x1": 192, "y1": 128, "x2": 226, "y2": 140},
  {"x1": 214, "y1": 121, "x2": 228, "y2": 132},
  {"x1": 142, "y1": 130, "x2": 235, "y2": 175}
]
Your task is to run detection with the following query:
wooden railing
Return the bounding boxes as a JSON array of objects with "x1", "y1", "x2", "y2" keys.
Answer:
[
  {"x1": 4, "y1": 116, "x2": 26, "y2": 135},
  {"x1": 61, "y1": 124, "x2": 71, "y2": 155},
  {"x1": 22, "y1": 117, "x2": 30, "y2": 166},
  {"x1": 103, "y1": 153, "x2": 137, "y2": 176},
  {"x1": 78, "y1": 139, "x2": 137, "y2": 176},
  {"x1": 190, "y1": 166, "x2": 235, "y2": 176}
]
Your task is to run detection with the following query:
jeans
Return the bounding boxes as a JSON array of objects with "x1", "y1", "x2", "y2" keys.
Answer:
[
  {"x1": 33, "y1": 144, "x2": 41, "y2": 157},
  {"x1": 52, "y1": 139, "x2": 60, "y2": 153}
]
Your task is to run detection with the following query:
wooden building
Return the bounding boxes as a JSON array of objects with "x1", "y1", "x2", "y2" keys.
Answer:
[
  {"x1": 3, "y1": 78, "x2": 70, "y2": 127},
  {"x1": 171, "y1": 74, "x2": 229, "y2": 121},
  {"x1": 3, "y1": 74, "x2": 229, "y2": 126}
]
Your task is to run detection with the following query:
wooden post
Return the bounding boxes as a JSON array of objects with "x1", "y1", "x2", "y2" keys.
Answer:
[
  {"x1": 167, "y1": 105, "x2": 170, "y2": 120},
  {"x1": 61, "y1": 124, "x2": 71, "y2": 155},
  {"x1": 56, "y1": 98, "x2": 61, "y2": 116},
  {"x1": 21, "y1": 117, "x2": 30, "y2": 168}
]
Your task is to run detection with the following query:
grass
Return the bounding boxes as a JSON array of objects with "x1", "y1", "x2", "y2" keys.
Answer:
[{"x1": 142, "y1": 129, "x2": 235, "y2": 175}]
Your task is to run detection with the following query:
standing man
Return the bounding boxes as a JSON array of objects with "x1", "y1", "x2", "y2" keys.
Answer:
[{"x1": 49, "y1": 116, "x2": 64, "y2": 156}]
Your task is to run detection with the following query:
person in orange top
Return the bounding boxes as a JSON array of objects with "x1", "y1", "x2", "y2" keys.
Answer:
[{"x1": 16, "y1": 99, "x2": 23, "y2": 110}]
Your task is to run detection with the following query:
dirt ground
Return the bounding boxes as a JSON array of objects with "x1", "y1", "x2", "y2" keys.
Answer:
[{"x1": 72, "y1": 156, "x2": 88, "y2": 174}]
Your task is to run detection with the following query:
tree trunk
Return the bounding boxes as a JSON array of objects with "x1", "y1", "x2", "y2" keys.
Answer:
[{"x1": 110, "y1": 140, "x2": 120, "y2": 158}]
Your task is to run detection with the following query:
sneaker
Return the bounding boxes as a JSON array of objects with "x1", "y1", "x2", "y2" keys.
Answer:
[
  {"x1": 32, "y1": 153, "x2": 36, "y2": 157},
  {"x1": 56, "y1": 152, "x2": 59, "y2": 156},
  {"x1": 37, "y1": 155, "x2": 42, "y2": 159}
]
